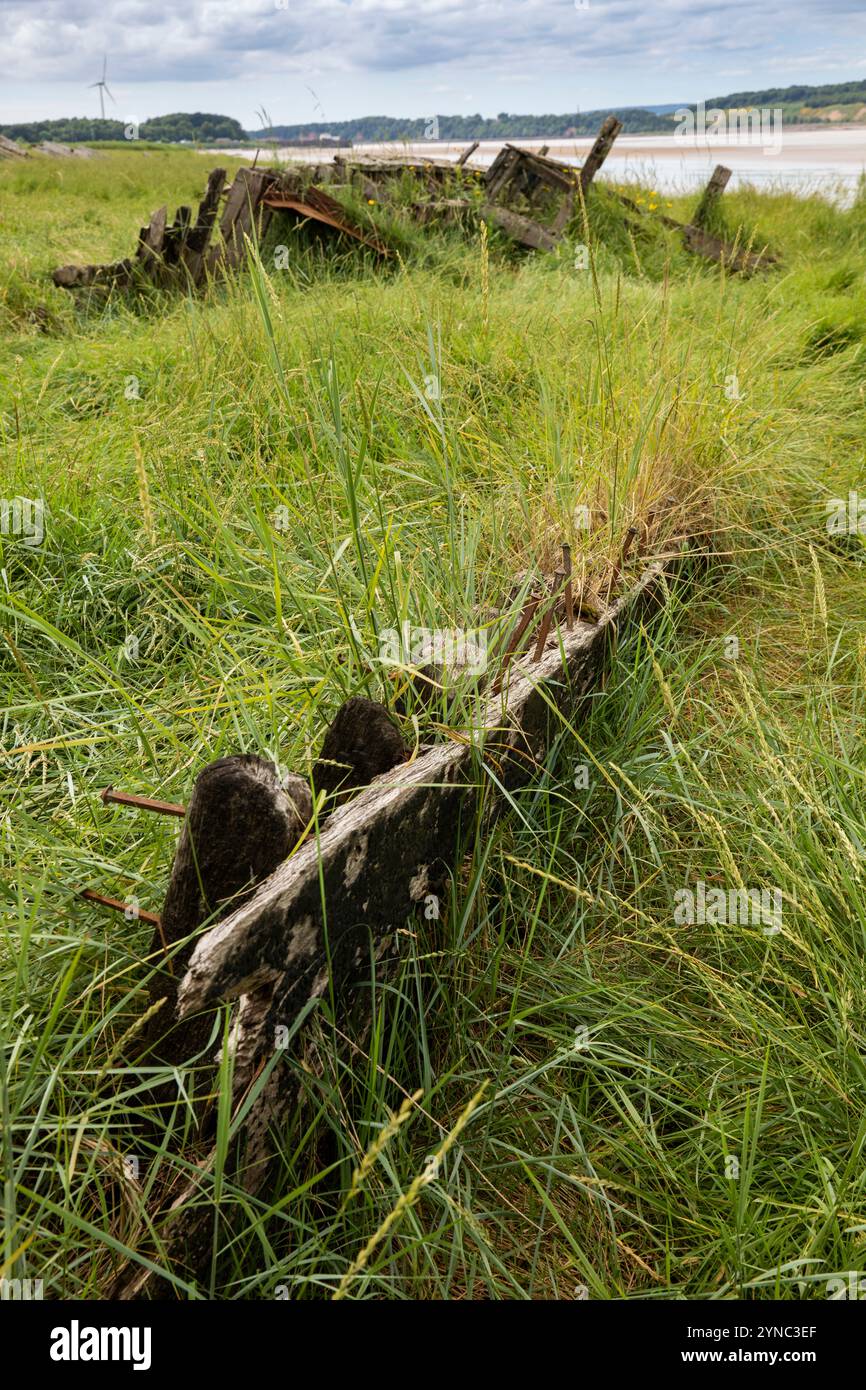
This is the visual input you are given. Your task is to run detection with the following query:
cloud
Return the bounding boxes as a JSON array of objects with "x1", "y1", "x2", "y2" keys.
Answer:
[{"x1": 0, "y1": 0, "x2": 860, "y2": 90}]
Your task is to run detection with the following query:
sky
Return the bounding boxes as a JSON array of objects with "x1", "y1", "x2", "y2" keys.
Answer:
[{"x1": 1, "y1": 0, "x2": 864, "y2": 129}]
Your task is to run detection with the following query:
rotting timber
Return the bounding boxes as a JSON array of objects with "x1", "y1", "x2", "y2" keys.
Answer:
[
  {"x1": 51, "y1": 115, "x2": 778, "y2": 294},
  {"x1": 103, "y1": 517, "x2": 704, "y2": 1300}
]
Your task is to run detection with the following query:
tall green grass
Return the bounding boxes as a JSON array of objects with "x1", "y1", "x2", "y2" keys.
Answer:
[{"x1": 1, "y1": 150, "x2": 866, "y2": 1298}]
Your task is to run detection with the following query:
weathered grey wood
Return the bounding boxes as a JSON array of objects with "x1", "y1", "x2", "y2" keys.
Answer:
[
  {"x1": 456, "y1": 140, "x2": 479, "y2": 167},
  {"x1": 481, "y1": 203, "x2": 558, "y2": 251},
  {"x1": 485, "y1": 145, "x2": 523, "y2": 201},
  {"x1": 483, "y1": 143, "x2": 581, "y2": 244},
  {"x1": 51, "y1": 258, "x2": 133, "y2": 290},
  {"x1": 614, "y1": 189, "x2": 776, "y2": 274},
  {"x1": 693, "y1": 164, "x2": 732, "y2": 228},
  {"x1": 178, "y1": 557, "x2": 676, "y2": 1026},
  {"x1": 111, "y1": 552, "x2": 683, "y2": 1300},
  {"x1": 579, "y1": 115, "x2": 622, "y2": 192},
  {"x1": 142, "y1": 755, "x2": 313, "y2": 1069},
  {"x1": 214, "y1": 167, "x2": 275, "y2": 268},
  {"x1": 180, "y1": 168, "x2": 226, "y2": 283},
  {"x1": 136, "y1": 206, "x2": 167, "y2": 274},
  {"x1": 310, "y1": 696, "x2": 407, "y2": 807},
  {"x1": 161, "y1": 205, "x2": 192, "y2": 273},
  {"x1": 679, "y1": 220, "x2": 776, "y2": 273},
  {"x1": 486, "y1": 143, "x2": 574, "y2": 202}
]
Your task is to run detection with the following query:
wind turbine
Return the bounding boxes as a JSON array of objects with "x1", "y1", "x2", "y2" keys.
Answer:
[{"x1": 89, "y1": 56, "x2": 115, "y2": 119}]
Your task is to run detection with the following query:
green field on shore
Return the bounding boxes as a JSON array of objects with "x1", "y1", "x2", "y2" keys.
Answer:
[{"x1": 2, "y1": 148, "x2": 866, "y2": 1299}]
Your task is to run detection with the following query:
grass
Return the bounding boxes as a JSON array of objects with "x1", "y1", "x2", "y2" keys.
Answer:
[{"x1": 1, "y1": 148, "x2": 866, "y2": 1299}]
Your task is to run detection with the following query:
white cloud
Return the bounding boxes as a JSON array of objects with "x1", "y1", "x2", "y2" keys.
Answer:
[
  {"x1": 0, "y1": 0, "x2": 859, "y2": 85},
  {"x1": 0, "y1": 0, "x2": 860, "y2": 121}
]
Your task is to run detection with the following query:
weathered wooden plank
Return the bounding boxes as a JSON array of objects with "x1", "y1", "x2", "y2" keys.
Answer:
[
  {"x1": 178, "y1": 556, "x2": 676, "y2": 1025},
  {"x1": 679, "y1": 220, "x2": 776, "y2": 273},
  {"x1": 52, "y1": 258, "x2": 133, "y2": 290},
  {"x1": 485, "y1": 145, "x2": 523, "y2": 201},
  {"x1": 135, "y1": 205, "x2": 167, "y2": 275},
  {"x1": 456, "y1": 140, "x2": 479, "y2": 167},
  {"x1": 141, "y1": 755, "x2": 312, "y2": 1070},
  {"x1": 215, "y1": 167, "x2": 275, "y2": 268},
  {"x1": 481, "y1": 203, "x2": 558, "y2": 251},
  {"x1": 180, "y1": 168, "x2": 226, "y2": 283},
  {"x1": 693, "y1": 164, "x2": 732, "y2": 229},
  {"x1": 615, "y1": 189, "x2": 776, "y2": 274},
  {"x1": 579, "y1": 114, "x2": 623, "y2": 192},
  {"x1": 110, "y1": 551, "x2": 684, "y2": 1300}
]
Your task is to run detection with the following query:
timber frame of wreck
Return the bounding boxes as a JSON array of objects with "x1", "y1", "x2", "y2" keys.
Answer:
[
  {"x1": 53, "y1": 114, "x2": 777, "y2": 294},
  {"x1": 58, "y1": 118, "x2": 748, "y2": 1297}
]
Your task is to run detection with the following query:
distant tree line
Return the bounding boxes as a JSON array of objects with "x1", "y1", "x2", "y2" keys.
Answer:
[
  {"x1": 0, "y1": 112, "x2": 246, "y2": 144},
  {"x1": 3, "y1": 79, "x2": 864, "y2": 150},
  {"x1": 250, "y1": 108, "x2": 676, "y2": 142},
  {"x1": 700, "y1": 80, "x2": 866, "y2": 111}
]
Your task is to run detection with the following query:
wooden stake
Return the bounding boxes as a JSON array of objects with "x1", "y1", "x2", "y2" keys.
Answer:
[
  {"x1": 693, "y1": 164, "x2": 731, "y2": 229},
  {"x1": 579, "y1": 115, "x2": 623, "y2": 193}
]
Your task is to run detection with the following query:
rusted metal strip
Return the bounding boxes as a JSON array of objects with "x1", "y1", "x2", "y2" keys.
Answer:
[
  {"x1": 100, "y1": 786, "x2": 186, "y2": 817},
  {"x1": 262, "y1": 186, "x2": 391, "y2": 256},
  {"x1": 79, "y1": 888, "x2": 162, "y2": 930}
]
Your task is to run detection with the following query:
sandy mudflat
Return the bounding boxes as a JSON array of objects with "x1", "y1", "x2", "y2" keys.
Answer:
[{"x1": 210, "y1": 126, "x2": 866, "y2": 197}]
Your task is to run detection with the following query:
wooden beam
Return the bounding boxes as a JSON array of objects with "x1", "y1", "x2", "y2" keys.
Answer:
[
  {"x1": 110, "y1": 549, "x2": 688, "y2": 1300},
  {"x1": 693, "y1": 164, "x2": 732, "y2": 229},
  {"x1": 140, "y1": 756, "x2": 313, "y2": 1071},
  {"x1": 181, "y1": 168, "x2": 226, "y2": 283},
  {"x1": 214, "y1": 167, "x2": 275, "y2": 269},
  {"x1": 456, "y1": 140, "x2": 479, "y2": 167},
  {"x1": 178, "y1": 557, "x2": 677, "y2": 1026},
  {"x1": 481, "y1": 203, "x2": 559, "y2": 251},
  {"x1": 579, "y1": 115, "x2": 623, "y2": 193},
  {"x1": 613, "y1": 189, "x2": 776, "y2": 274}
]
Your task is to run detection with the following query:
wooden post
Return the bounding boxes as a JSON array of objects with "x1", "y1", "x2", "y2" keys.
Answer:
[
  {"x1": 456, "y1": 140, "x2": 479, "y2": 168},
  {"x1": 693, "y1": 164, "x2": 731, "y2": 228},
  {"x1": 212, "y1": 167, "x2": 274, "y2": 270},
  {"x1": 181, "y1": 167, "x2": 226, "y2": 283},
  {"x1": 141, "y1": 754, "x2": 312, "y2": 1069},
  {"x1": 136, "y1": 206, "x2": 167, "y2": 275},
  {"x1": 578, "y1": 114, "x2": 623, "y2": 193}
]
